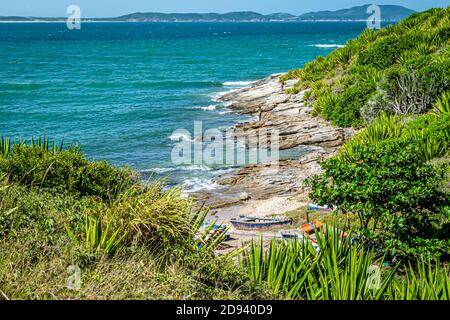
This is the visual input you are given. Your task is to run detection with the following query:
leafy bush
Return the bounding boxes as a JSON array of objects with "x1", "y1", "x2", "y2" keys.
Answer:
[
  {"x1": 357, "y1": 34, "x2": 418, "y2": 70},
  {"x1": 0, "y1": 138, "x2": 136, "y2": 201},
  {"x1": 323, "y1": 82, "x2": 375, "y2": 127},
  {"x1": 308, "y1": 115, "x2": 450, "y2": 261}
]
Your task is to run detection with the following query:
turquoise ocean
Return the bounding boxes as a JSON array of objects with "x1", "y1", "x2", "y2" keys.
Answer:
[{"x1": 0, "y1": 22, "x2": 367, "y2": 191}]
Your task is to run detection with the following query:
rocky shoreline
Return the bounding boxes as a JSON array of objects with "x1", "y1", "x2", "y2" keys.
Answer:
[{"x1": 193, "y1": 74, "x2": 355, "y2": 218}]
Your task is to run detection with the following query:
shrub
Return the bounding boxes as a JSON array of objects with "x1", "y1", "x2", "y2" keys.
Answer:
[
  {"x1": 0, "y1": 139, "x2": 136, "y2": 201},
  {"x1": 357, "y1": 34, "x2": 419, "y2": 70},
  {"x1": 104, "y1": 184, "x2": 203, "y2": 254},
  {"x1": 324, "y1": 82, "x2": 375, "y2": 127},
  {"x1": 308, "y1": 137, "x2": 449, "y2": 261},
  {"x1": 383, "y1": 67, "x2": 439, "y2": 115}
]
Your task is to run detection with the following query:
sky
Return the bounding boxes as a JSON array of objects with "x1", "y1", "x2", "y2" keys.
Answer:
[{"x1": 0, "y1": 0, "x2": 448, "y2": 18}]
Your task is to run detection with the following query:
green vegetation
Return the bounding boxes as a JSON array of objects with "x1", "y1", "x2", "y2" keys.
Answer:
[
  {"x1": 0, "y1": 138, "x2": 270, "y2": 299},
  {"x1": 1, "y1": 8, "x2": 449, "y2": 301},
  {"x1": 241, "y1": 227, "x2": 450, "y2": 300},
  {"x1": 279, "y1": 8, "x2": 449, "y2": 299},
  {"x1": 282, "y1": 7, "x2": 450, "y2": 127},
  {"x1": 308, "y1": 102, "x2": 449, "y2": 262},
  {"x1": 2, "y1": 133, "x2": 447, "y2": 300}
]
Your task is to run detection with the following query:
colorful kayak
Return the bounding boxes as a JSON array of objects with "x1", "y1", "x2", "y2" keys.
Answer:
[
  {"x1": 300, "y1": 221, "x2": 349, "y2": 243},
  {"x1": 195, "y1": 223, "x2": 229, "y2": 249}
]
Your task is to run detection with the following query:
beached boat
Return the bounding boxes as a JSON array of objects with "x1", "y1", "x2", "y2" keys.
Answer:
[
  {"x1": 279, "y1": 230, "x2": 304, "y2": 241},
  {"x1": 279, "y1": 229, "x2": 320, "y2": 250},
  {"x1": 230, "y1": 216, "x2": 293, "y2": 231},
  {"x1": 195, "y1": 223, "x2": 229, "y2": 249},
  {"x1": 300, "y1": 221, "x2": 349, "y2": 243},
  {"x1": 300, "y1": 221, "x2": 324, "y2": 243},
  {"x1": 307, "y1": 203, "x2": 333, "y2": 212}
]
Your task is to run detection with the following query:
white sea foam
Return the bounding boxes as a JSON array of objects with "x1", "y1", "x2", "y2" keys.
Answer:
[
  {"x1": 168, "y1": 132, "x2": 193, "y2": 142},
  {"x1": 311, "y1": 44, "x2": 345, "y2": 48},
  {"x1": 211, "y1": 90, "x2": 232, "y2": 101},
  {"x1": 194, "y1": 104, "x2": 217, "y2": 111},
  {"x1": 180, "y1": 165, "x2": 214, "y2": 172},
  {"x1": 223, "y1": 80, "x2": 256, "y2": 87},
  {"x1": 139, "y1": 167, "x2": 175, "y2": 174},
  {"x1": 182, "y1": 177, "x2": 219, "y2": 193}
]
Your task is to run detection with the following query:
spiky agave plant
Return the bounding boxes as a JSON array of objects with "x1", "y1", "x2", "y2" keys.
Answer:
[
  {"x1": 308, "y1": 226, "x2": 395, "y2": 300},
  {"x1": 414, "y1": 136, "x2": 447, "y2": 162},
  {"x1": 332, "y1": 46, "x2": 354, "y2": 66},
  {"x1": 240, "y1": 236, "x2": 316, "y2": 299},
  {"x1": 29, "y1": 135, "x2": 65, "y2": 154},
  {"x1": 412, "y1": 43, "x2": 436, "y2": 58},
  {"x1": 430, "y1": 91, "x2": 450, "y2": 116},
  {"x1": 387, "y1": 260, "x2": 450, "y2": 300},
  {"x1": 360, "y1": 67, "x2": 383, "y2": 85},
  {"x1": 0, "y1": 137, "x2": 11, "y2": 160},
  {"x1": 240, "y1": 227, "x2": 396, "y2": 300},
  {"x1": 0, "y1": 135, "x2": 68, "y2": 159},
  {"x1": 339, "y1": 113, "x2": 404, "y2": 162},
  {"x1": 65, "y1": 215, "x2": 127, "y2": 256},
  {"x1": 191, "y1": 206, "x2": 230, "y2": 252}
]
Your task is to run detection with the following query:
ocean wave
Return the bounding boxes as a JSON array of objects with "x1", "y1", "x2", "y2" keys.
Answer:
[
  {"x1": 311, "y1": 44, "x2": 345, "y2": 48},
  {"x1": 211, "y1": 89, "x2": 239, "y2": 102},
  {"x1": 139, "y1": 167, "x2": 176, "y2": 174},
  {"x1": 168, "y1": 132, "x2": 194, "y2": 142},
  {"x1": 223, "y1": 80, "x2": 256, "y2": 87},
  {"x1": 180, "y1": 165, "x2": 214, "y2": 172},
  {"x1": 140, "y1": 165, "x2": 232, "y2": 176},
  {"x1": 194, "y1": 104, "x2": 217, "y2": 111},
  {"x1": 182, "y1": 177, "x2": 219, "y2": 193}
]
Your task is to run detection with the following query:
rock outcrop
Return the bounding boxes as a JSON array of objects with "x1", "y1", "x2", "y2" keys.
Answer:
[{"x1": 192, "y1": 74, "x2": 354, "y2": 211}]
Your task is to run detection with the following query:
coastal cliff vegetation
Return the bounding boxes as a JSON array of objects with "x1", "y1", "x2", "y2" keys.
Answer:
[
  {"x1": 281, "y1": 7, "x2": 450, "y2": 127},
  {"x1": 1, "y1": 8, "x2": 449, "y2": 300}
]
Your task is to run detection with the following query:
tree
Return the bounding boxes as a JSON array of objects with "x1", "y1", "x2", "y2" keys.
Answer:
[{"x1": 307, "y1": 140, "x2": 449, "y2": 260}]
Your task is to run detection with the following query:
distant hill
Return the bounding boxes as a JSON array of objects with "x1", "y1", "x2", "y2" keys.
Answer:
[
  {"x1": 114, "y1": 11, "x2": 269, "y2": 22},
  {"x1": 297, "y1": 5, "x2": 416, "y2": 21},
  {"x1": 0, "y1": 5, "x2": 416, "y2": 22}
]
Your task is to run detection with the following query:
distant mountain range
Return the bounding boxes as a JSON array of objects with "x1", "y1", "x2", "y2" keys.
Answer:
[
  {"x1": 298, "y1": 5, "x2": 417, "y2": 21},
  {"x1": 0, "y1": 5, "x2": 417, "y2": 22}
]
